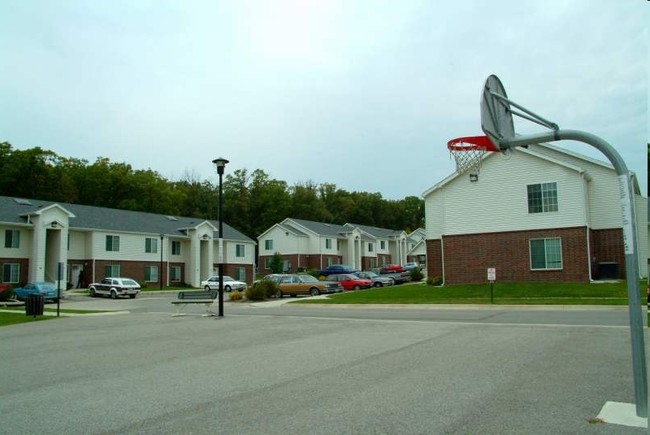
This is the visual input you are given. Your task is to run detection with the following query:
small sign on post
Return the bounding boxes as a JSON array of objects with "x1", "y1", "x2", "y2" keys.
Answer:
[{"x1": 487, "y1": 268, "x2": 496, "y2": 304}]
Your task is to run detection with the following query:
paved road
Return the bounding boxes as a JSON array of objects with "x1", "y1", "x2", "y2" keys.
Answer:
[{"x1": 1, "y1": 293, "x2": 647, "y2": 434}]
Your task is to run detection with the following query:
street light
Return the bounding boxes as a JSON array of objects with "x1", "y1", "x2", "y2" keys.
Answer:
[
  {"x1": 159, "y1": 234, "x2": 164, "y2": 290},
  {"x1": 213, "y1": 157, "x2": 229, "y2": 317}
]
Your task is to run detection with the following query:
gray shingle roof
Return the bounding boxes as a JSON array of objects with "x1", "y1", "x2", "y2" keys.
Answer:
[{"x1": 0, "y1": 196, "x2": 253, "y2": 242}]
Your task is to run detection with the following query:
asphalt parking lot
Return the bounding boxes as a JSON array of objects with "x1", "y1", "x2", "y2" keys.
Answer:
[{"x1": 1, "y1": 293, "x2": 647, "y2": 434}]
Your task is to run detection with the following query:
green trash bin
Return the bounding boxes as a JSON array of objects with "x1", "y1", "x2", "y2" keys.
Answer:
[{"x1": 26, "y1": 293, "x2": 45, "y2": 317}]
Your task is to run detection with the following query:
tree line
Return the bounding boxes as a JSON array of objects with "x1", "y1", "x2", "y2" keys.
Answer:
[{"x1": 0, "y1": 142, "x2": 424, "y2": 241}]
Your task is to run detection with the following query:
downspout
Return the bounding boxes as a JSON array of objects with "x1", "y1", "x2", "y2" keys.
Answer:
[
  {"x1": 582, "y1": 171, "x2": 594, "y2": 282},
  {"x1": 440, "y1": 236, "x2": 446, "y2": 286}
]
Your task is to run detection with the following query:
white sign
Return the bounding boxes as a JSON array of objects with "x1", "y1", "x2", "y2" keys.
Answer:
[
  {"x1": 487, "y1": 267, "x2": 496, "y2": 282},
  {"x1": 618, "y1": 175, "x2": 634, "y2": 255}
]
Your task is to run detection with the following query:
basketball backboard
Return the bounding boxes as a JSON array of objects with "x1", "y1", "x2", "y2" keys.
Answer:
[{"x1": 480, "y1": 74, "x2": 515, "y2": 150}]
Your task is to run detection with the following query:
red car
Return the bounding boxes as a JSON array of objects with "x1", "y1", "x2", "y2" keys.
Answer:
[
  {"x1": 326, "y1": 274, "x2": 372, "y2": 291},
  {"x1": 381, "y1": 264, "x2": 404, "y2": 273}
]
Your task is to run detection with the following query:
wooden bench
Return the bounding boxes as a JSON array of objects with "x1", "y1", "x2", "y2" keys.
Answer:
[{"x1": 170, "y1": 290, "x2": 216, "y2": 317}]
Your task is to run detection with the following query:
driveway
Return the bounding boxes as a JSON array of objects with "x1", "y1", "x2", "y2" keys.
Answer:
[{"x1": 0, "y1": 294, "x2": 646, "y2": 434}]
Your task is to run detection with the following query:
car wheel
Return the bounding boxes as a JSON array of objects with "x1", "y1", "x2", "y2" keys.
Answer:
[
  {"x1": 89, "y1": 288, "x2": 96, "y2": 297},
  {"x1": 204, "y1": 286, "x2": 211, "y2": 291},
  {"x1": 374, "y1": 282, "x2": 382, "y2": 288},
  {"x1": 110, "y1": 290, "x2": 117, "y2": 299},
  {"x1": 225, "y1": 285, "x2": 232, "y2": 292},
  {"x1": 309, "y1": 288, "x2": 320, "y2": 296},
  {"x1": 354, "y1": 285, "x2": 360, "y2": 290},
  {"x1": 275, "y1": 290, "x2": 283, "y2": 298}
]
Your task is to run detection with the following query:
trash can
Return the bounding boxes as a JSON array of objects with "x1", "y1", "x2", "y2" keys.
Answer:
[{"x1": 26, "y1": 293, "x2": 45, "y2": 317}]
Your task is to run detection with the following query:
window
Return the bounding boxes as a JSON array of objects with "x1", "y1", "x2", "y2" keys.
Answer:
[
  {"x1": 368, "y1": 243, "x2": 374, "y2": 253},
  {"x1": 104, "y1": 265, "x2": 120, "y2": 277},
  {"x1": 145, "y1": 238, "x2": 158, "y2": 254},
  {"x1": 4, "y1": 230, "x2": 19, "y2": 248},
  {"x1": 170, "y1": 266, "x2": 181, "y2": 281},
  {"x1": 380, "y1": 241, "x2": 386, "y2": 250},
  {"x1": 171, "y1": 241, "x2": 181, "y2": 255},
  {"x1": 265, "y1": 239, "x2": 273, "y2": 251},
  {"x1": 234, "y1": 267, "x2": 246, "y2": 281},
  {"x1": 527, "y1": 182, "x2": 558, "y2": 213},
  {"x1": 2, "y1": 263, "x2": 19, "y2": 283},
  {"x1": 264, "y1": 257, "x2": 271, "y2": 270},
  {"x1": 144, "y1": 266, "x2": 159, "y2": 282},
  {"x1": 325, "y1": 238, "x2": 332, "y2": 249},
  {"x1": 530, "y1": 238, "x2": 562, "y2": 270},
  {"x1": 236, "y1": 244, "x2": 245, "y2": 257},
  {"x1": 105, "y1": 235, "x2": 120, "y2": 252}
]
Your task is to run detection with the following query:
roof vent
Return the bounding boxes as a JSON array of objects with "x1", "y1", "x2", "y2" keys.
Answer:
[
  {"x1": 165, "y1": 216, "x2": 178, "y2": 221},
  {"x1": 14, "y1": 198, "x2": 32, "y2": 205}
]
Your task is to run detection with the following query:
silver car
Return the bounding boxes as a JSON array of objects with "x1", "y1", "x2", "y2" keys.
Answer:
[
  {"x1": 356, "y1": 271, "x2": 394, "y2": 288},
  {"x1": 201, "y1": 276, "x2": 247, "y2": 292}
]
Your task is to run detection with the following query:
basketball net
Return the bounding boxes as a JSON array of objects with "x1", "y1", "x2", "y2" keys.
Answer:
[{"x1": 447, "y1": 135, "x2": 498, "y2": 175}]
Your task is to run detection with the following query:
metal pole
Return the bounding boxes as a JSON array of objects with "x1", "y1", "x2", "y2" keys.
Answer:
[
  {"x1": 218, "y1": 169, "x2": 224, "y2": 317},
  {"x1": 503, "y1": 129, "x2": 648, "y2": 417},
  {"x1": 160, "y1": 234, "x2": 164, "y2": 291}
]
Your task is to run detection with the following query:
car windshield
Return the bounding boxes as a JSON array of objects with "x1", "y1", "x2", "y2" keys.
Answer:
[{"x1": 298, "y1": 275, "x2": 319, "y2": 283}]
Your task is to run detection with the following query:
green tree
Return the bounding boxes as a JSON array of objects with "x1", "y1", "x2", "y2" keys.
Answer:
[{"x1": 269, "y1": 252, "x2": 284, "y2": 273}]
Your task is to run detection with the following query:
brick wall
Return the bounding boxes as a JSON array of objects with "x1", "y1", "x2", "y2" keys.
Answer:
[
  {"x1": 590, "y1": 228, "x2": 625, "y2": 279},
  {"x1": 429, "y1": 227, "x2": 591, "y2": 284}
]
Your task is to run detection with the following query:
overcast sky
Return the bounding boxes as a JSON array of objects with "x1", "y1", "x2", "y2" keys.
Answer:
[{"x1": 0, "y1": 0, "x2": 646, "y2": 199}]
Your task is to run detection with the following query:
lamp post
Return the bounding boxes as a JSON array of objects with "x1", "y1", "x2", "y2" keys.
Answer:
[
  {"x1": 159, "y1": 234, "x2": 164, "y2": 290},
  {"x1": 213, "y1": 157, "x2": 229, "y2": 317}
]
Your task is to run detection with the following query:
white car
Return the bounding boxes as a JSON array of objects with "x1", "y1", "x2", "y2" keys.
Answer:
[
  {"x1": 201, "y1": 276, "x2": 247, "y2": 292},
  {"x1": 88, "y1": 277, "x2": 141, "y2": 299}
]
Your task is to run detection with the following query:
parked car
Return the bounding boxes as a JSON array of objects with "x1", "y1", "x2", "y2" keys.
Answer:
[
  {"x1": 356, "y1": 271, "x2": 394, "y2": 288},
  {"x1": 201, "y1": 276, "x2": 247, "y2": 292},
  {"x1": 326, "y1": 274, "x2": 372, "y2": 291},
  {"x1": 276, "y1": 274, "x2": 343, "y2": 297},
  {"x1": 402, "y1": 262, "x2": 420, "y2": 271},
  {"x1": 13, "y1": 281, "x2": 60, "y2": 302},
  {"x1": 380, "y1": 264, "x2": 404, "y2": 273},
  {"x1": 371, "y1": 268, "x2": 411, "y2": 285},
  {"x1": 88, "y1": 278, "x2": 140, "y2": 299},
  {"x1": 317, "y1": 264, "x2": 357, "y2": 276}
]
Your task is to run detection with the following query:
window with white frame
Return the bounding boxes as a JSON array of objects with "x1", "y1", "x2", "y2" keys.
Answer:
[
  {"x1": 170, "y1": 266, "x2": 181, "y2": 281},
  {"x1": 105, "y1": 235, "x2": 120, "y2": 252},
  {"x1": 234, "y1": 267, "x2": 246, "y2": 281},
  {"x1": 527, "y1": 182, "x2": 558, "y2": 213},
  {"x1": 529, "y1": 238, "x2": 562, "y2": 270},
  {"x1": 236, "y1": 244, "x2": 245, "y2": 257},
  {"x1": 145, "y1": 237, "x2": 158, "y2": 254},
  {"x1": 104, "y1": 265, "x2": 120, "y2": 277},
  {"x1": 325, "y1": 238, "x2": 332, "y2": 249},
  {"x1": 265, "y1": 239, "x2": 273, "y2": 250},
  {"x1": 171, "y1": 241, "x2": 181, "y2": 255},
  {"x1": 2, "y1": 263, "x2": 19, "y2": 283},
  {"x1": 264, "y1": 257, "x2": 271, "y2": 270},
  {"x1": 144, "y1": 266, "x2": 159, "y2": 282},
  {"x1": 368, "y1": 243, "x2": 374, "y2": 253},
  {"x1": 4, "y1": 230, "x2": 19, "y2": 248},
  {"x1": 380, "y1": 240, "x2": 386, "y2": 250}
]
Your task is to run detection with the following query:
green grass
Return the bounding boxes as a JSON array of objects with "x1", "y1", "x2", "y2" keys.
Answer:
[
  {"x1": 293, "y1": 280, "x2": 646, "y2": 306},
  {"x1": 0, "y1": 312, "x2": 57, "y2": 326}
]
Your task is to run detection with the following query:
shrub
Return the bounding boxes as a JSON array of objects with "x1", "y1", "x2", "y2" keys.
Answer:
[
  {"x1": 229, "y1": 290, "x2": 243, "y2": 301},
  {"x1": 245, "y1": 280, "x2": 279, "y2": 301},
  {"x1": 410, "y1": 268, "x2": 424, "y2": 282},
  {"x1": 427, "y1": 276, "x2": 443, "y2": 286},
  {"x1": 0, "y1": 285, "x2": 13, "y2": 302}
]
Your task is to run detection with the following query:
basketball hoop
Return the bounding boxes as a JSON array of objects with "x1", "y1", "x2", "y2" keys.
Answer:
[{"x1": 447, "y1": 135, "x2": 499, "y2": 176}]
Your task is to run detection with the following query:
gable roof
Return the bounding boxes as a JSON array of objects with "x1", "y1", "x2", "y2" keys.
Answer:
[{"x1": 0, "y1": 196, "x2": 254, "y2": 242}]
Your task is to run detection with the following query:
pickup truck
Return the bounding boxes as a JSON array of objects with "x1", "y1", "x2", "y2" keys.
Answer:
[{"x1": 317, "y1": 264, "x2": 357, "y2": 276}]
